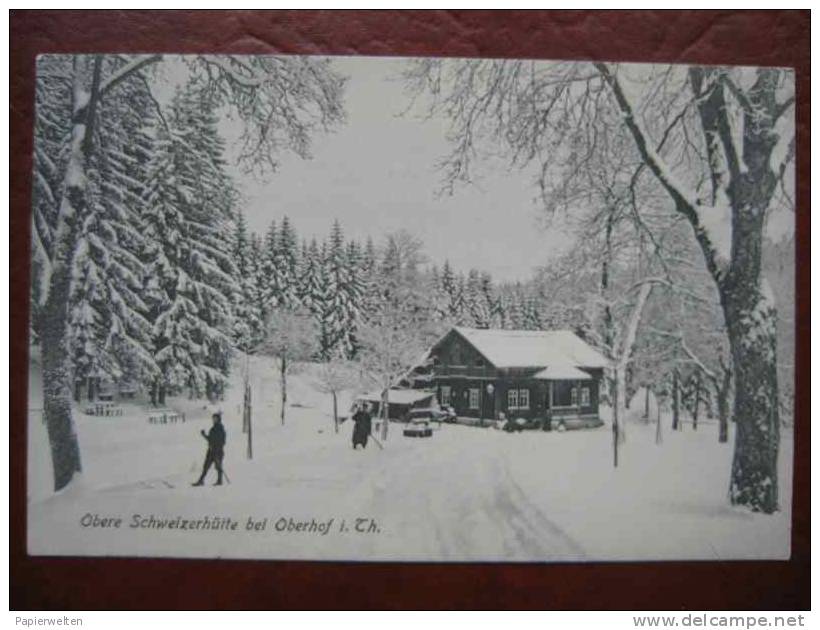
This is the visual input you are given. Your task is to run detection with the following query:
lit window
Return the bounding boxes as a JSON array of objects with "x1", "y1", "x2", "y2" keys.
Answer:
[
  {"x1": 571, "y1": 387, "x2": 578, "y2": 406},
  {"x1": 507, "y1": 389, "x2": 519, "y2": 409},
  {"x1": 469, "y1": 388, "x2": 480, "y2": 409},
  {"x1": 440, "y1": 386, "x2": 451, "y2": 406},
  {"x1": 580, "y1": 387, "x2": 590, "y2": 406}
]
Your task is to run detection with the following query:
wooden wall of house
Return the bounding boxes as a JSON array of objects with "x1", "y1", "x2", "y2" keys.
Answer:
[
  {"x1": 434, "y1": 376, "x2": 600, "y2": 421},
  {"x1": 430, "y1": 331, "x2": 494, "y2": 378}
]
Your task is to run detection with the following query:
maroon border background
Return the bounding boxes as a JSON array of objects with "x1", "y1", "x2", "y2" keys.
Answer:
[{"x1": 10, "y1": 10, "x2": 810, "y2": 610}]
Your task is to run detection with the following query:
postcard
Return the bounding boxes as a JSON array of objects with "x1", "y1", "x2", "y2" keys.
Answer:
[{"x1": 27, "y1": 54, "x2": 795, "y2": 561}]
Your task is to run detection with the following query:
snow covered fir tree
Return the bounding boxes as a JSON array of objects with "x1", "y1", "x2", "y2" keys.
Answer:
[{"x1": 27, "y1": 54, "x2": 796, "y2": 562}]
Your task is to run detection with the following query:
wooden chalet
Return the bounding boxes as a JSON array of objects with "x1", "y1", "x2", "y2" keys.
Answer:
[{"x1": 410, "y1": 327, "x2": 608, "y2": 429}]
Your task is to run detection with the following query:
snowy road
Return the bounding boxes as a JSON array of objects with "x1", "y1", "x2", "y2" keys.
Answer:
[{"x1": 349, "y1": 427, "x2": 586, "y2": 560}]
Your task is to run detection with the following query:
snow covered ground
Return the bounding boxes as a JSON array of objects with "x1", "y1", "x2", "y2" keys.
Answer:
[{"x1": 27, "y1": 352, "x2": 793, "y2": 562}]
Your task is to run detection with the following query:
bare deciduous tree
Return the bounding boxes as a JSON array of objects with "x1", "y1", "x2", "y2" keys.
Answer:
[
  {"x1": 258, "y1": 308, "x2": 320, "y2": 426},
  {"x1": 314, "y1": 354, "x2": 359, "y2": 433},
  {"x1": 356, "y1": 308, "x2": 427, "y2": 441}
]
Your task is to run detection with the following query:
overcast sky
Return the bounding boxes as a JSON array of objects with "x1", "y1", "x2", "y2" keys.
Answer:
[{"x1": 229, "y1": 57, "x2": 568, "y2": 282}]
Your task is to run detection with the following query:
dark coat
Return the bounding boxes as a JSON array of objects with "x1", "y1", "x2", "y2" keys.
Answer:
[
  {"x1": 351, "y1": 410, "x2": 372, "y2": 447},
  {"x1": 203, "y1": 422, "x2": 226, "y2": 453}
]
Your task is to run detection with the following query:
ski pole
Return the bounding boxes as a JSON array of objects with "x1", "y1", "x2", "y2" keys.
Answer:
[
  {"x1": 220, "y1": 465, "x2": 231, "y2": 484},
  {"x1": 369, "y1": 432, "x2": 384, "y2": 450}
]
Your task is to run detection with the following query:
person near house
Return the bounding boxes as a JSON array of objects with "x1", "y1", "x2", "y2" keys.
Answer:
[
  {"x1": 351, "y1": 403, "x2": 373, "y2": 450},
  {"x1": 193, "y1": 412, "x2": 226, "y2": 486}
]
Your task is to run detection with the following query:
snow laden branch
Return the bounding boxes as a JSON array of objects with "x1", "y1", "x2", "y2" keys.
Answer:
[
  {"x1": 197, "y1": 55, "x2": 346, "y2": 175},
  {"x1": 99, "y1": 54, "x2": 163, "y2": 97},
  {"x1": 594, "y1": 62, "x2": 730, "y2": 283}
]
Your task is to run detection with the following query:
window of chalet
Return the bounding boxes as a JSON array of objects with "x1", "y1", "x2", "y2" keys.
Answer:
[
  {"x1": 571, "y1": 387, "x2": 578, "y2": 406},
  {"x1": 580, "y1": 387, "x2": 590, "y2": 406},
  {"x1": 507, "y1": 389, "x2": 518, "y2": 409},
  {"x1": 440, "y1": 385, "x2": 451, "y2": 406},
  {"x1": 468, "y1": 388, "x2": 480, "y2": 410},
  {"x1": 507, "y1": 388, "x2": 530, "y2": 409}
]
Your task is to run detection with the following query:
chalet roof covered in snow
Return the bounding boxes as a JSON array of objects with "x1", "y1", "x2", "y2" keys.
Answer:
[
  {"x1": 532, "y1": 365, "x2": 593, "y2": 381},
  {"x1": 450, "y1": 327, "x2": 609, "y2": 370}
]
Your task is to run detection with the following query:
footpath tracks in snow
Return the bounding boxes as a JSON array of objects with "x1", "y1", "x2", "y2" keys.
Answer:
[
  {"x1": 345, "y1": 425, "x2": 588, "y2": 560},
  {"x1": 488, "y1": 447, "x2": 587, "y2": 560}
]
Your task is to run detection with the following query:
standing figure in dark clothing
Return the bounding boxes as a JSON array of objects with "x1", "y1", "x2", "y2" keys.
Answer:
[
  {"x1": 193, "y1": 412, "x2": 226, "y2": 486},
  {"x1": 351, "y1": 403, "x2": 372, "y2": 450}
]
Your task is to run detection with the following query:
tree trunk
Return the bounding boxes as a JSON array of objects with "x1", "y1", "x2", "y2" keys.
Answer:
[
  {"x1": 722, "y1": 271, "x2": 780, "y2": 512},
  {"x1": 624, "y1": 366, "x2": 633, "y2": 410},
  {"x1": 693, "y1": 371, "x2": 701, "y2": 430},
  {"x1": 380, "y1": 388, "x2": 389, "y2": 440},
  {"x1": 600, "y1": 63, "x2": 786, "y2": 514},
  {"x1": 611, "y1": 280, "x2": 653, "y2": 449},
  {"x1": 672, "y1": 369, "x2": 680, "y2": 431},
  {"x1": 644, "y1": 386, "x2": 650, "y2": 422},
  {"x1": 612, "y1": 378, "x2": 619, "y2": 467},
  {"x1": 40, "y1": 56, "x2": 105, "y2": 491},
  {"x1": 42, "y1": 282, "x2": 84, "y2": 490},
  {"x1": 613, "y1": 365, "x2": 627, "y2": 444},
  {"x1": 715, "y1": 376, "x2": 730, "y2": 444},
  {"x1": 242, "y1": 380, "x2": 249, "y2": 434},
  {"x1": 600, "y1": 205, "x2": 615, "y2": 408},
  {"x1": 655, "y1": 393, "x2": 663, "y2": 445},
  {"x1": 245, "y1": 382, "x2": 253, "y2": 459},
  {"x1": 280, "y1": 356, "x2": 287, "y2": 425},
  {"x1": 332, "y1": 391, "x2": 339, "y2": 433}
]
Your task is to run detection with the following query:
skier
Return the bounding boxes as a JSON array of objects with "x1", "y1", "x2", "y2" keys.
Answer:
[
  {"x1": 351, "y1": 402, "x2": 372, "y2": 450},
  {"x1": 192, "y1": 412, "x2": 226, "y2": 486}
]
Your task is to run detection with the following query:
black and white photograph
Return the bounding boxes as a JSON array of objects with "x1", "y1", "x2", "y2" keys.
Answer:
[{"x1": 26, "y1": 52, "x2": 796, "y2": 562}]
